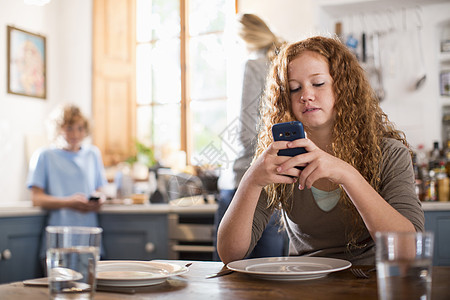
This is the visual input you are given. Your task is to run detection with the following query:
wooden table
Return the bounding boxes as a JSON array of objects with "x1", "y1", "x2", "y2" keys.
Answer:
[{"x1": 0, "y1": 261, "x2": 448, "y2": 300}]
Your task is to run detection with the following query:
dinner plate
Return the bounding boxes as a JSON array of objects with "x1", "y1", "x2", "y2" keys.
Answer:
[
  {"x1": 96, "y1": 261, "x2": 188, "y2": 287},
  {"x1": 227, "y1": 257, "x2": 351, "y2": 281}
]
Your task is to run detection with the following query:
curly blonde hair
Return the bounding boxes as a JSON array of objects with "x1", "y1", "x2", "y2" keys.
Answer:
[
  {"x1": 48, "y1": 104, "x2": 90, "y2": 143},
  {"x1": 237, "y1": 13, "x2": 285, "y2": 60},
  {"x1": 255, "y1": 35, "x2": 409, "y2": 246}
]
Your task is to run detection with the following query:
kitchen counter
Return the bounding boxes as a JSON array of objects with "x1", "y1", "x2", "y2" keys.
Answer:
[
  {"x1": 0, "y1": 202, "x2": 46, "y2": 217},
  {"x1": 103, "y1": 203, "x2": 218, "y2": 213},
  {"x1": 421, "y1": 201, "x2": 450, "y2": 211},
  {"x1": 0, "y1": 199, "x2": 448, "y2": 217},
  {"x1": 0, "y1": 197, "x2": 218, "y2": 217},
  {"x1": 102, "y1": 195, "x2": 217, "y2": 214}
]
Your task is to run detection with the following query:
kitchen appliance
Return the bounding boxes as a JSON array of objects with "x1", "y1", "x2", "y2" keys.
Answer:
[
  {"x1": 150, "y1": 168, "x2": 206, "y2": 204},
  {"x1": 168, "y1": 213, "x2": 215, "y2": 261}
]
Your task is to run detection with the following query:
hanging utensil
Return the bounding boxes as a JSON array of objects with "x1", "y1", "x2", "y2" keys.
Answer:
[
  {"x1": 372, "y1": 31, "x2": 385, "y2": 101},
  {"x1": 362, "y1": 32, "x2": 367, "y2": 63},
  {"x1": 414, "y1": 7, "x2": 426, "y2": 90},
  {"x1": 361, "y1": 14, "x2": 367, "y2": 63}
]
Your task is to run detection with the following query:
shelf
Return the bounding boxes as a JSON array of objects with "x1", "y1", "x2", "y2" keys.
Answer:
[
  {"x1": 440, "y1": 52, "x2": 450, "y2": 64},
  {"x1": 318, "y1": 0, "x2": 450, "y2": 18},
  {"x1": 441, "y1": 97, "x2": 450, "y2": 105},
  {"x1": 440, "y1": 23, "x2": 450, "y2": 102}
]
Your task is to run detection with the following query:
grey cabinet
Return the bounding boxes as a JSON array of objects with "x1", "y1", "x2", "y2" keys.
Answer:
[
  {"x1": 425, "y1": 210, "x2": 450, "y2": 266},
  {"x1": 0, "y1": 212, "x2": 170, "y2": 283},
  {"x1": 99, "y1": 213, "x2": 168, "y2": 261},
  {"x1": 0, "y1": 215, "x2": 46, "y2": 284}
]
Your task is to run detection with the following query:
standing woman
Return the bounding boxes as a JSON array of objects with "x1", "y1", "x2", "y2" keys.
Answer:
[
  {"x1": 217, "y1": 36, "x2": 424, "y2": 265},
  {"x1": 215, "y1": 14, "x2": 287, "y2": 259},
  {"x1": 27, "y1": 104, "x2": 107, "y2": 261}
]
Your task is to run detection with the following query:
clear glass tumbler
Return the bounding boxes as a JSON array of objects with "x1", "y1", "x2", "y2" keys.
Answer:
[{"x1": 46, "y1": 226, "x2": 102, "y2": 300}]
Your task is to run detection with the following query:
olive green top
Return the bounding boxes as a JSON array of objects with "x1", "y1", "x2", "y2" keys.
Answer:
[{"x1": 247, "y1": 138, "x2": 425, "y2": 265}]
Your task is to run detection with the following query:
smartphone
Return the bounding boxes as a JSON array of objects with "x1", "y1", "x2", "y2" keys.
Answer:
[
  {"x1": 272, "y1": 121, "x2": 307, "y2": 169},
  {"x1": 89, "y1": 196, "x2": 100, "y2": 202}
]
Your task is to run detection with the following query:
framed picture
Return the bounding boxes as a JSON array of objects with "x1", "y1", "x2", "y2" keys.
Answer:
[
  {"x1": 441, "y1": 71, "x2": 450, "y2": 97},
  {"x1": 7, "y1": 26, "x2": 46, "y2": 99}
]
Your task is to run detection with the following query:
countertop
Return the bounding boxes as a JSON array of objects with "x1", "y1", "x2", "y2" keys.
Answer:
[
  {"x1": 1, "y1": 199, "x2": 449, "y2": 218},
  {"x1": 0, "y1": 196, "x2": 218, "y2": 217},
  {"x1": 420, "y1": 201, "x2": 450, "y2": 211}
]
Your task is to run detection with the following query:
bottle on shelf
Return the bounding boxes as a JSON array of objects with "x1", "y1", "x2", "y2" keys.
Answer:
[
  {"x1": 444, "y1": 140, "x2": 450, "y2": 177},
  {"x1": 423, "y1": 169, "x2": 437, "y2": 202},
  {"x1": 416, "y1": 144, "x2": 428, "y2": 169},
  {"x1": 437, "y1": 161, "x2": 450, "y2": 202},
  {"x1": 412, "y1": 153, "x2": 424, "y2": 201},
  {"x1": 429, "y1": 141, "x2": 441, "y2": 171}
]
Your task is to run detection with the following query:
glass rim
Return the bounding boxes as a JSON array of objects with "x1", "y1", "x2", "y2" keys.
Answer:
[
  {"x1": 375, "y1": 231, "x2": 434, "y2": 238},
  {"x1": 45, "y1": 226, "x2": 103, "y2": 235}
]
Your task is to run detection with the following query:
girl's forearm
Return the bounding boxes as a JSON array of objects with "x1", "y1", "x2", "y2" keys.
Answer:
[
  {"x1": 217, "y1": 177, "x2": 263, "y2": 264},
  {"x1": 340, "y1": 169, "x2": 415, "y2": 239}
]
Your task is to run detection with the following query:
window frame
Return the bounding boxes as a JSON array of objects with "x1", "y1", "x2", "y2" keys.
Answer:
[{"x1": 135, "y1": 0, "x2": 238, "y2": 165}]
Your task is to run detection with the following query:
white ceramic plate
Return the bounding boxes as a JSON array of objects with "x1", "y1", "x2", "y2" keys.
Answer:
[
  {"x1": 227, "y1": 257, "x2": 351, "y2": 281},
  {"x1": 96, "y1": 261, "x2": 188, "y2": 287}
]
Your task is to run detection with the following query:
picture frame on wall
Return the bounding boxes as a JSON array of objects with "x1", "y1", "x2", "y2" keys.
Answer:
[
  {"x1": 7, "y1": 26, "x2": 46, "y2": 99},
  {"x1": 441, "y1": 71, "x2": 450, "y2": 97}
]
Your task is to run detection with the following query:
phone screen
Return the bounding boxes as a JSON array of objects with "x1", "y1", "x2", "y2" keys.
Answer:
[
  {"x1": 272, "y1": 121, "x2": 307, "y2": 157},
  {"x1": 272, "y1": 121, "x2": 307, "y2": 171},
  {"x1": 89, "y1": 196, "x2": 100, "y2": 202}
]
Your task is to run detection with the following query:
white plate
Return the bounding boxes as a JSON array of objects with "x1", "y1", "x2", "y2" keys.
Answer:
[
  {"x1": 227, "y1": 257, "x2": 351, "y2": 281},
  {"x1": 96, "y1": 261, "x2": 188, "y2": 287}
]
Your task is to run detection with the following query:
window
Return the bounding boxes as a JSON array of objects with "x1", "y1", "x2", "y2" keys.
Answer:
[{"x1": 136, "y1": 0, "x2": 235, "y2": 167}]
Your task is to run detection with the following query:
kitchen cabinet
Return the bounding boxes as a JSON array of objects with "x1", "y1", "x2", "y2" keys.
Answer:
[
  {"x1": 424, "y1": 210, "x2": 450, "y2": 266},
  {"x1": 0, "y1": 212, "x2": 170, "y2": 284},
  {"x1": 99, "y1": 213, "x2": 168, "y2": 261},
  {"x1": 0, "y1": 203, "x2": 216, "y2": 284},
  {"x1": 0, "y1": 214, "x2": 46, "y2": 284}
]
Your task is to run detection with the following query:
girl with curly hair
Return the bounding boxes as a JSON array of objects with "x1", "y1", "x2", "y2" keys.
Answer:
[{"x1": 217, "y1": 36, "x2": 424, "y2": 265}]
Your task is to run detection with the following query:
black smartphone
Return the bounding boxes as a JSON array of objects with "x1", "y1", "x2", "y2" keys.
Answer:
[
  {"x1": 89, "y1": 196, "x2": 100, "y2": 202},
  {"x1": 272, "y1": 121, "x2": 307, "y2": 169}
]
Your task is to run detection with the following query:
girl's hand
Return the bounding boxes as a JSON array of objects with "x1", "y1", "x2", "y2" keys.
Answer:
[
  {"x1": 275, "y1": 138, "x2": 353, "y2": 189},
  {"x1": 86, "y1": 198, "x2": 103, "y2": 212},
  {"x1": 67, "y1": 193, "x2": 102, "y2": 212},
  {"x1": 244, "y1": 141, "x2": 302, "y2": 188}
]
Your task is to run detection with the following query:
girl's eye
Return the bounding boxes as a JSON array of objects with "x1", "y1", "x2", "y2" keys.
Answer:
[
  {"x1": 290, "y1": 87, "x2": 300, "y2": 93},
  {"x1": 313, "y1": 82, "x2": 325, "y2": 87}
]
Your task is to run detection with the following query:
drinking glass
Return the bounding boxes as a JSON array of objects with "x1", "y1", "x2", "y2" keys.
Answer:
[
  {"x1": 376, "y1": 231, "x2": 434, "y2": 300},
  {"x1": 46, "y1": 226, "x2": 102, "y2": 300}
]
